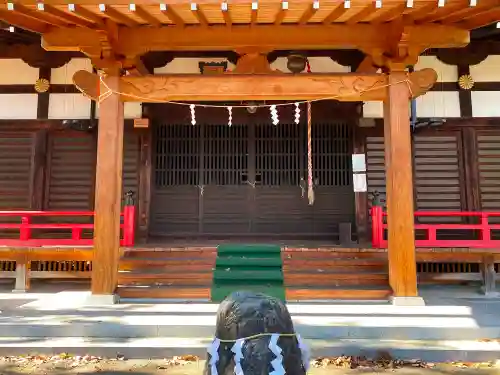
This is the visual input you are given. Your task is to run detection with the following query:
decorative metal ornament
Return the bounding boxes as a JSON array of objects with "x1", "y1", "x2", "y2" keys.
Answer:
[
  {"x1": 458, "y1": 74, "x2": 474, "y2": 90},
  {"x1": 34, "y1": 78, "x2": 50, "y2": 93}
]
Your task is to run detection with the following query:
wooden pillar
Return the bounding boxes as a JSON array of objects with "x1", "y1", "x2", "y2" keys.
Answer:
[
  {"x1": 383, "y1": 71, "x2": 418, "y2": 298},
  {"x1": 91, "y1": 75, "x2": 125, "y2": 296}
]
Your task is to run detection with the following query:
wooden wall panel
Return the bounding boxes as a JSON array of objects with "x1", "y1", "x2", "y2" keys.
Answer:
[
  {"x1": 365, "y1": 132, "x2": 465, "y2": 219},
  {"x1": 0, "y1": 133, "x2": 34, "y2": 209},
  {"x1": 476, "y1": 131, "x2": 500, "y2": 213},
  {"x1": 365, "y1": 136, "x2": 386, "y2": 208},
  {"x1": 122, "y1": 130, "x2": 141, "y2": 205},
  {"x1": 45, "y1": 131, "x2": 96, "y2": 210},
  {"x1": 413, "y1": 133, "x2": 464, "y2": 222}
]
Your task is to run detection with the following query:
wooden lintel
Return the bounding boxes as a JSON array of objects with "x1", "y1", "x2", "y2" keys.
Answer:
[
  {"x1": 72, "y1": 68, "x2": 437, "y2": 103},
  {"x1": 41, "y1": 24, "x2": 470, "y2": 56}
]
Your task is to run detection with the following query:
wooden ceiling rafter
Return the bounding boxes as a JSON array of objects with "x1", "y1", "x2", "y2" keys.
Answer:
[
  {"x1": 99, "y1": 5, "x2": 140, "y2": 27},
  {"x1": 221, "y1": 2, "x2": 232, "y2": 27},
  {"x1": 39, "y1": 4, "x2": 96, "y2": 28},
  {"x1": 369, "y1": 3, "x2": 406, "y2": 24},
  {"x1": 438, "y1": 4, "x2": 493, "y2": 24},
  {"x1": 345, "y1": 5, "x2": 377, "y2": 25},
  {"x1": 417, "y1": 2, "x2": 469, "y2": 23},
  {"x1": 460, "y1": 7, "x2": 500, "y2": 30},
  {"x1": 159, "y1": 5, "x2": 185, "y2": 27},
  {"x1": 132, "y1": 5, "x2": 161, "y2": 27},
  {"x1": 298, "y1": 1, "x2": 319, "y2": 25},
  {"x1": 0, "y1": 9, "x2": 47, "y2": 33},
  {"x1": 250, "y1": 2, "x2": 258, "y2": 26},
  {"x1": 405, "y1": 2, "x2": 438, "y2": 21},
  {"x1": 7, "y1": 3, "x2": 69, "y2": 27},
  {"x1": 274, "y1": 2, "x2": 287, "y2": 25},
  {"x1": 322, "y1": 3, "x2": 348, "y2": 24},
  {"x1": 69, "y1": 5, "x2": 106, "y2": 28},
  {"x1": 191, "y1": 3, "x2": 209, "y2": 26}
]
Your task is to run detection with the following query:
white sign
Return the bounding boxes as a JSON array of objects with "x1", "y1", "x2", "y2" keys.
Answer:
[
  {"x1": 352, "y1": 154, "x2": 366, "y2": 173},
  {"x1": 353, "y1": 173, "x2": 367, "y2": 192}
]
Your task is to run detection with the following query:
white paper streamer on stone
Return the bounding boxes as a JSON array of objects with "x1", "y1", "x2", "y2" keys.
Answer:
[
  {"x1": 207, "y1": 338, "x2": 220, "y2": 375},
  {"x1": 231, "y1": 338, "x2": 245, "y2": 375},
  {"x1": 268, "y1": 334, "x2": 285, "y2": 375},
  {"x1": 296, "y1": 334, "x2": 310, "y2": 371}
]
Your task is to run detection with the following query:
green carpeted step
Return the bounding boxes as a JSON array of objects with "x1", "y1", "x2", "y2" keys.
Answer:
[
  {"x1": 216, "y1": 257, "x2": 282, "y2": 267},
  {"x1": 211, "y1": 243, "x2": 285, "y2": 303},
  {"x1": 214, "y1": 269, "x2": 283, "y2": 281},
  {"x1": 212, "y1": 284, "x2": 286, "y2": 302},
  {"x1": 216, "y1": 244, "x2": 282, "y2": 255}
]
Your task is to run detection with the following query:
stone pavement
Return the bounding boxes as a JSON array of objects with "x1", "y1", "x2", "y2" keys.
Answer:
[{"x1": 0, "y1": 284, "x2": 500, "y2": 362}]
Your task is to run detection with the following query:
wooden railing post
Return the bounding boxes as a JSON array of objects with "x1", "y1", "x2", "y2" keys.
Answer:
[
  {"x1": 123, "y1": 191, "x2": 136, "y2": 247},
  {"x1": 370, "y1": 205, "x2": 383, "y2": 248},
  {"x1": 19, "y1": 216, "x2": 31, "y2": 241},
  {"x1": 383, "y1": 71, "x2": 420, "y2": 304},
  {"x1": 91, "y1": 74, "x2": 124, "y2": 301}
]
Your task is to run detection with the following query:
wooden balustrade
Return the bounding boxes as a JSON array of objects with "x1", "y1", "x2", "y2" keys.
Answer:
[
  {"x1": 371, "y1": 206, "x2": 500, "y2": 248},
  {"x1": 0, "y1": 205, "x2": 136, "y2": 247}
]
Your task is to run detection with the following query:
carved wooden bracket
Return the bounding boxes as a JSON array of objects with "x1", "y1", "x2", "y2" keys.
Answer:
[{"x1": 72, "y1": 68, "x2": 437, "y2": 103}]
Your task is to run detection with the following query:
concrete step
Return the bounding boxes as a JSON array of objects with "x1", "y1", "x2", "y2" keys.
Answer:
[
  {"x1": 0, "y1": 304, "x2": 498, "y2": 341},
  {"x1": 0, "y1": 337, "x2": 498, "y2": 363}
]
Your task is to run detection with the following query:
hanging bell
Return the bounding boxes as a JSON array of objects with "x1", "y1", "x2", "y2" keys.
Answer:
[{"x1": 287, "y1": 54, "x2": 306, "y2": 74}]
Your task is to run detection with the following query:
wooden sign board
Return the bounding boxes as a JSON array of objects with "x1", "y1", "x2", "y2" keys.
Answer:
[{"x1": 134, "y1": 118, "x2": 149, "y2": 128}]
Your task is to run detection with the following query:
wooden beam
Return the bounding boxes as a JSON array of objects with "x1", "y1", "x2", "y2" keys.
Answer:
[
  {"x1": 9, "y1": 4, "x2": 70, "y2": 27},
  {"x1": 250, "y1": 3, "x2": 258, "y2": 25},
  {"x1": 222, "y1": 4, "x2": 232, "y2": 27},
  {"x1": 438, "y1": 4, "x2": 492, "y2": 24},
  {"x1": 274, "y1": 3, "x2": 287, "y2": 25},
  {"x1": 0, "y1": 9, "x2": 48, "y2": 33},
  {"x1": 134, "y1": 6, "x2": 162, "y2": 27},
  {"x1": 41, "y1": 4, "x2": 96, "y2": 28},
  {"x1": 42, "y1": 24, "x2": 470, "y2": 56},
  {"x1": 418, "y1": 3, "x2": 468, "y2": 23},
  {"x1": 72, "y1": 68, "x2": 437, "y2": 102},
  {"x1": 159, "y1": 5, "x2": 184, "y2": 27},
  {"x1": 191, "y1": 3, "x2": 209, "y2": 26},
  {"x1": 70, "y1": 5, "x2": 105, "y2": 28},
  {"x1": 100, "y1": 5, "x2": 140, "y2": 27},
  {"x1": 460, "y1": 7, "x2": 500, "y2": 30},
  {"x1": 323, "y1": 3, "x2": 348, "y2": 24},
  {"x1": 345, "y1": 5, "x2": 375, "y2": 25},
  {"x1": 91, "y1": 75, "x2": 124, "y2": 296},
  {"x1": 384, "y1": 71, "x2": 417, "y2": 298},
  {"x1": 298, "y1": 3, "x2": 318, "y2": 25},
  {"x1": 370, "y1": 4, "x2": 406, "y2": 24}
]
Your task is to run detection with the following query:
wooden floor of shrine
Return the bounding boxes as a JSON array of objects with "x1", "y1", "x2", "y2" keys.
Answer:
[
  {"x1": 118, "y1": 244, "x2": 391, "y2": 300},
  {"x1": 1, "y1": 241, "x2": 497, "y2": 301}
]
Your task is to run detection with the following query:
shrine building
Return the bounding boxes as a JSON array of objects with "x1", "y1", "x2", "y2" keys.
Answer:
[{"x1": 0, "y1": 0, "x2": 499, "y2": 304}]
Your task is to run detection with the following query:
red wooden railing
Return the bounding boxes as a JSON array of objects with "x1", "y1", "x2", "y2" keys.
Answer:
[
  {"x1": 0, "y1": 205, "x2": 136, "y2": 247},
  {"x1": 371, "y1": 206, "x2": 500, "y2": 248}
]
